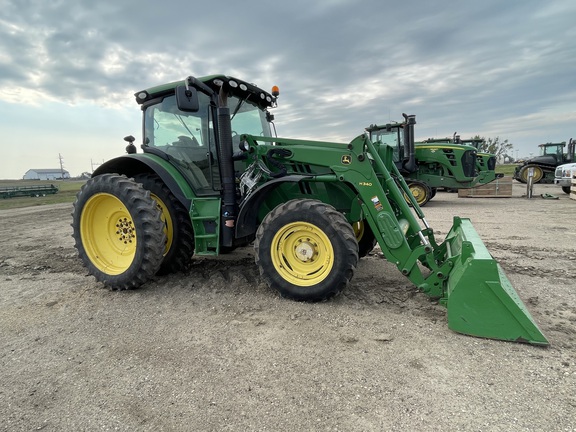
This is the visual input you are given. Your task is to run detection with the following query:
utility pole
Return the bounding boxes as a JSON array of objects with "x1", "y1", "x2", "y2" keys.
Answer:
[{"x1": 90, "y1": 159, "x2": 104, "y2": 173}]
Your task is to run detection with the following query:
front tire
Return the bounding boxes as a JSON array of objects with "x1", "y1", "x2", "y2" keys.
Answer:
[
  {"x1": 72, "y1": 174, "x2": 166, "y2": 290},
  {"x1": 254, "y1": 199, "x2": 359, "y2": 301},
  {"x1": 406, "y1": 181, "x2": 433, "y2": 206},
  {"x1": 133, "y1": 173, "x2": 194, "y2": 275}
]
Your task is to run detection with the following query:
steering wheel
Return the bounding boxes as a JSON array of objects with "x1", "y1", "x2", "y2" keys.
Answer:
[{"x1": 173, "y1": 135, "x2": 200, "y2": 147}]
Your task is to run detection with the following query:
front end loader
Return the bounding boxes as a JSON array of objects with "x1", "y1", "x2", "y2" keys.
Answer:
[{"x1": 71, "y1": 74, "x2": 548, "y2": 346}]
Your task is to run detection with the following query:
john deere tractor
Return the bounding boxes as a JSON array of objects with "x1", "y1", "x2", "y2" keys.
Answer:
[
  {"x1": 514, "y1": 139, "x2": 576, "y2": 184},
  {"x1": 428, "y1": 134, "x2": 503, "y2": 187},
  {"x1": 72, "y1": 74, "x2": 548, "y2": 345},
  {"x1": 365, "y1": 121, "x2": 501, "y2": 206}
]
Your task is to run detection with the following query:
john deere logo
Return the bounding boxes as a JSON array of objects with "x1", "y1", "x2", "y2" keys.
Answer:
[{"x1": 341, "y1": 155, "x2": 352, "y2": 165}]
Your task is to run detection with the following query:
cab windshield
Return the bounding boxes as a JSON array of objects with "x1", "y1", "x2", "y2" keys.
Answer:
[{"x1": 229, "y1": 95, "x2": 273, "y2": 138}]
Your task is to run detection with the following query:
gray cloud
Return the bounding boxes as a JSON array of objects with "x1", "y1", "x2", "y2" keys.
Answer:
[{"x1": 1, "y1": 0, "x2": 575, "y2": 155}]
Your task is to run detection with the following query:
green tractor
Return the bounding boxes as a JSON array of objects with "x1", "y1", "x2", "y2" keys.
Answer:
[
  {"x1": 365, "y1": 121, "x2": 501, "y2": 206},
  {"x1": 428, "y1": 134, "x2": 503, "y2": 187},
  {"x1": 72, "y1": 74, "x2": 548, "y2": 345},
  {"x1": 513, "y1": 139, "x2": 576, "y2": 184}
]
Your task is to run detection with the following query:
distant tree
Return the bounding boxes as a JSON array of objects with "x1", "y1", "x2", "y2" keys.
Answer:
[{"x1": 473, "y1": 135, "x2": 514, "y2": 162}]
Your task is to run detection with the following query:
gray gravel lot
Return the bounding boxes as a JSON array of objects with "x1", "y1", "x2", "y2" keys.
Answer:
[{"x1": 1, "y1": 182, "x2": 575, "y2": 431}]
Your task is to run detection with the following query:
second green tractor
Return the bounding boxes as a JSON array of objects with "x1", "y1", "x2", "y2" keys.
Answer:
[{"x1": 366, "y1": 120, "x2": 502, "y2": 206}]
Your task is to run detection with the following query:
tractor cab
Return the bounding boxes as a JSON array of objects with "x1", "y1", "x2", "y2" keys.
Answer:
[
  {"x1": 460, "y1": 138, "x2": 485, "y2": 150},
  {"x1": 366, "y1": 122, "x2": 403, "y2": 164},
  {"x1": 538, "y1": 142, "x2": 566, "y2": 164},
  {"x1": 132, "y1": 76, "x2": 278, "y2": 196},
  {"x1": 366, "y1": 114, "x2": 417, "y2": 174}
]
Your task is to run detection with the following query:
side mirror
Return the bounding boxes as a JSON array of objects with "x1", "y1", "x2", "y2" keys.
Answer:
[{"x1": 175, "y1": 85, "x2": 200, "y2": 112}]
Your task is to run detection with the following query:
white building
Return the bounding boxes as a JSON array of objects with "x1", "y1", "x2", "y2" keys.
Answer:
[{"x1": 23, "y1": 169, "x2": 70, "y2": 180}]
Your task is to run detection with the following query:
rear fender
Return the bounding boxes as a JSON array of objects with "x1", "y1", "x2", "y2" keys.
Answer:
[{"x1": 92, "y1": 154, "x2": 196, "y2": 208}]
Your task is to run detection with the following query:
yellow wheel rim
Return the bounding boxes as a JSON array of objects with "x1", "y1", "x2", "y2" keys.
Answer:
[
  {"x1": 352, "y1": 220, "x2": 365, "y2": 242},
  {"x1": 408, "y1": 184, "x2": 428, "y2": 205},
  {"x1": 80, "y1": 193, "x2": 137, "y2": 275},
  {"x1": 270, "y1": 222, "x2": 334, "y2": 287},
  {"x1": 521, "y1": 166, "x2": 543, "y2": 183},
  {"x1": 149, "y1": 193, "x2": 173, "y2": 256}
]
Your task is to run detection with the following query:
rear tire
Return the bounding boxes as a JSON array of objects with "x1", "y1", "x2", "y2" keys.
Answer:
[
  {"x1": 254, "y1": 199, "x2": 358, "y2": 301},
  {"x1": 133, "y1": 173, "x2": 194, "y2": 275},
  {"x1": 72, "y1": 174, "x2": 166, "y2": 290},
  {"x1": 562, "y1": 186, "x2": 571, "y2": 194}
]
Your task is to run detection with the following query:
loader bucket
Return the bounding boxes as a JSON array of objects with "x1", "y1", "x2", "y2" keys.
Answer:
[{"x1": 443, "y1": 217, "x2": 549, "y2": 346}]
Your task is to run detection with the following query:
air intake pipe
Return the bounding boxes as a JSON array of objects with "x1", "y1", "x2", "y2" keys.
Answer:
[
  {"x1": 402, "y1": 113, "x2": 417, "y2": 173},
  {"x1": 217, "y1": 84, "x2": 236, "y2": 247}
]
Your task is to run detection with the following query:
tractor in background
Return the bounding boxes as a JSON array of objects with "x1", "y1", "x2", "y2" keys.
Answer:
[
  {"x1": 71, "y1": 74, "x2": 548, "y2": 346},
  {"x1": 514, "y1": 139, "x2": 575, "y2": 184},
  {"x1": 366, "y1": 120, "x2": 501, "y2": 206},
  {"x1": 424, "y1": 134, "x2": 503, "y2": 187}
]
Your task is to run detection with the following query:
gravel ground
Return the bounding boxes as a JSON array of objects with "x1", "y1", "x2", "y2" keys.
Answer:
[{"x1": 1, "y1": 182, "x2": 575, "y2": 431}]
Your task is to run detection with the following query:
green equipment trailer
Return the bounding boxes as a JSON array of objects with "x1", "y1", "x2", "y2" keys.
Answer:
[
  {"x1": 0, "y1": 184, "x2": 59, "y2": 199},
  {"x1": 71, "y1": 74, "x2": 548, "y2": 346}
]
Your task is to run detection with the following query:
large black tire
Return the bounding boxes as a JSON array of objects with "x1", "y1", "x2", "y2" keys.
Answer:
[
  {"x1": 72, "y1": 174, "x2": 166, "y2": 290},
  {"x1": 133, "y1": 173, "x2": 194, "y2": 274},
  {"x1": 562, "y1": 186, "x2": 571, "y2": 194},
  {"x1": 254, "y1": 199, "x2": 359, "y2": 301},
  {"x1": 406, "y1": 181, "x2": 433, "y2": 207},
  {"x1": 352, "y1": 219, "x2": 377, "y2": 258}
]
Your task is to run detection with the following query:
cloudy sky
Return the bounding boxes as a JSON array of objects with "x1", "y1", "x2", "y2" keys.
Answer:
[{"x1": 1, "y1": 0, "x2": 575, "y2": 178}]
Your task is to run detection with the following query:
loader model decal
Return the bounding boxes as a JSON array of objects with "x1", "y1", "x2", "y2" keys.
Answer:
[{"x1": 370, "y1": 196, "x2": 383, "y2": 211}]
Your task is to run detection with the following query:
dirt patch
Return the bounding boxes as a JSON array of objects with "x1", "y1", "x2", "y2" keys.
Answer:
[{"x1": 1, "y1": 185, "x2": 575, "y2": 431}]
